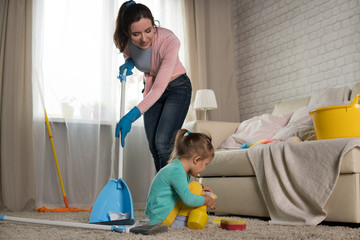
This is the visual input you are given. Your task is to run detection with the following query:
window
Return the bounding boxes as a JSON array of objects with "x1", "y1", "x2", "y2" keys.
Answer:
[{"x1": 41, "y1": 0, "x2": 185, "y2": 122}]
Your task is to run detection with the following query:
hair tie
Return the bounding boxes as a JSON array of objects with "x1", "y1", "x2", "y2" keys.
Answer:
[
  {"x1": 187, "y1": 130, "x2": 191, "y2": 135},
  {"x1": 126, "y1": 1, "x2": 135, "y2": 7},
  {"x1": 122, "y1": 1, "x2": 136, "y2": 21}
]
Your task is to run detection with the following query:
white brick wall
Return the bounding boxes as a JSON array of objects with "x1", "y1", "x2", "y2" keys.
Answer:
[{"x1": 232, "y1": 0, "x2": 360, "y2": 120}]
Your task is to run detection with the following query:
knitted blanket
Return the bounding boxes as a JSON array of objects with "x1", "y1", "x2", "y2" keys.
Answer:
[{"x1": 248, "y1": 137, "x2": 360, "y2": 225}]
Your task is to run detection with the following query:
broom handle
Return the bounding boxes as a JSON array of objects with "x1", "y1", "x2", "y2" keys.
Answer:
[
  {"x1": 33, "y1": 74, "x2": 69, "y2": 208},
  {"x1": 0, "y1": 215, "x2": 133, "y2": 233},
  {"x1": 44, "y1": 110, "x2": 69, "y2": 208}
]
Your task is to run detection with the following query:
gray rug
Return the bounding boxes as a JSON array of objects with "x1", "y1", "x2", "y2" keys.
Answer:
[{"x1": 0, "y1": 209, "x2": 359, "y2": 239}]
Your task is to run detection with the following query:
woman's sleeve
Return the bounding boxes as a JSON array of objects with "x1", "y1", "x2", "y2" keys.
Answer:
[{"x1": 169, "y1": 169, "x2": 205, "y2": 207}]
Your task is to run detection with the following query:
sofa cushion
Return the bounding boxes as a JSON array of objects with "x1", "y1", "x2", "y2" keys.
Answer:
[
  {"x1": 219, "y1": 113, "x2": 292, "y2": 149},
  {"x1": 199, "y1": 146, "x2": 360, "y2": 177},
  {"x1": 200, "y1": 149, "x2": 255, "y2": 177},
  {"x1": 308, "y1": 86, "x2": 351, "y2": 106},
  {"x1": 272, "y1": 97, "x2": 310, "y2": 116},
  {"x1": 183, "y1": 120, "x2": 239, "y2": 149},
  {"x1": 350, "y1": 82, "x2": 360, "y2": 101},
  {"x1": 341, "y1": 146, "x2": 360, "y2": 173},
  {"x1": 272, "y1": 104, "x2": 321, "y2": 141}
]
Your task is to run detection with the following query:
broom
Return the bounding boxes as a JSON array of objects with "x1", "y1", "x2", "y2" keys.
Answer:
[
  {"x1": 34, "y1": 72, "x2": 90, "y2": 212},
  {"x1": 36, "y1": 109, "x2": 91, "y2": 212},
  {"x1": 0, "y1": 215, "x2": 168, "y2": 234}
]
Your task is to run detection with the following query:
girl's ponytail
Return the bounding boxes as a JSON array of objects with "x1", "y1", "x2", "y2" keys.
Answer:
[{"x1": 169, "y1": 129, "x2": 214, "y2": 163}]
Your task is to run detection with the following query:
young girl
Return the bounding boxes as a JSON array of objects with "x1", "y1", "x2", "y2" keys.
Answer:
[
  {"x1": 145, "y1": 129, "x2": 216, "y2": 228},
  {"x1": 113, "y1": 1, "x2": 192, "y2": 172}
]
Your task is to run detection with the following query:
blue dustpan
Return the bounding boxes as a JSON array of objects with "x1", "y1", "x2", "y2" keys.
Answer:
[
  {"x1": 89, "y1": 178, "x2": 135, "y2": 225},
  {"x1": 90, "y1": 69, "x2": 135, "y2": 225}
]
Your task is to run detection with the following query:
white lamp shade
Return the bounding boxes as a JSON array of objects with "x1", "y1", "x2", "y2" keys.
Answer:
[{"x1": 194, "y1": 89, "x2": 218, "y2": 110}]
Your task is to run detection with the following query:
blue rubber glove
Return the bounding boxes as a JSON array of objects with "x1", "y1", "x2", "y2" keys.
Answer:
[
  {"x1": 118, "y1": 58, "x2": 135, "y2": 82},
  {"x1": 115, "y1": 106, "x2": 141, "y2": 147}
]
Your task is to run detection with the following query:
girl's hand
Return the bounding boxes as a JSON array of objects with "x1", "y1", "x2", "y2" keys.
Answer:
[
  {"x1": 202, "y1": 184, "x2": 214, "y2": 193},
  {"x1": 204, "y1": 195, "x2": 216, "y2": 210}
]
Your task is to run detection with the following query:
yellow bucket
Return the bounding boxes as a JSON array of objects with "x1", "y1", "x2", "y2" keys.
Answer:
[
  {"x1": 309, "y1": 94, "x2": 360, "y2": 140},
  {"x1": 187, "y1": 207, "x2": 209, "y2": 230}
]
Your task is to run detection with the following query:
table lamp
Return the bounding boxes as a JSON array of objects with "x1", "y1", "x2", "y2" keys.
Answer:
[{"x1": 193, "y1": 89, "x2": 218, "y2": 120}]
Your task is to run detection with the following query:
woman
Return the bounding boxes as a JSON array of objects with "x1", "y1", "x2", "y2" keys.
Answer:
[{"x1": 114, "y1": 1, "x2": 192, "y2": 172}]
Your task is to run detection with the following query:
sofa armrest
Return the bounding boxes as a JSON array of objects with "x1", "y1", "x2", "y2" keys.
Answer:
[{"x1": 183, "y1": 120, "x2": 239, "y2": 149}]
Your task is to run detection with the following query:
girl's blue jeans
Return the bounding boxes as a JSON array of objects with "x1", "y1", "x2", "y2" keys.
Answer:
[{"x1": 143, "y1": 74, "x2": 192, "y2": 172}]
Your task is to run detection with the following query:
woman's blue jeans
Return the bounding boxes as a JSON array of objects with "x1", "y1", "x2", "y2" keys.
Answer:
[{"x1": 143, "y1": 74, "x2": 192, "y2": 172}]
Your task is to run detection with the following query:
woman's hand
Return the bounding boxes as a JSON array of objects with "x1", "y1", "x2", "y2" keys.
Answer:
[
  {"x1": 118, "y1": 58, "x2": 135, "y2": 82},
  {"x1": 115, "y1": 106, "x2": 141, "y2": 147}
]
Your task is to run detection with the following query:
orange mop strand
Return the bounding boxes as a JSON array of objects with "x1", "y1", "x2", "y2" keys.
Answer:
[{"x1": 36, "y1": 110, "x2": 91, "y2": 212}]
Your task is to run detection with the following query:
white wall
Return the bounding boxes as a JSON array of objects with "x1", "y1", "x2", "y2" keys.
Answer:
[{"x1": 232, "y1": 0, "x2": 360, "y2": 121}]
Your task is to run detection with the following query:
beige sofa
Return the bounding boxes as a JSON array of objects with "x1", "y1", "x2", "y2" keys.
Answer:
[{"x1": 184, "y1": 82, "x2": 360, "y2": 223}]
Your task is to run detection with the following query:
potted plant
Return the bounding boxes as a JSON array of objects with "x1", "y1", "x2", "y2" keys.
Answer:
[
  {"x1": 80, "y1": 102, "x2": 93, "y2": 119},
  {"x1": 92, "y1": 102, "x2": 106, "y2": 120},
  {"x1": 61, "y1": 96, "x2": 75, "y2": 118}
]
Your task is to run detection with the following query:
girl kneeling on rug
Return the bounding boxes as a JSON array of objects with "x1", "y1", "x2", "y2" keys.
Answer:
[{"x1": 145, "y1": 129, "x2": 216, "y2": 228}]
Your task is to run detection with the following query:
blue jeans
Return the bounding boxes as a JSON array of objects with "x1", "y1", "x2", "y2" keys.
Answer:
[{"x1": 144, "y1": 74, "x2": 192, "y2": 172}]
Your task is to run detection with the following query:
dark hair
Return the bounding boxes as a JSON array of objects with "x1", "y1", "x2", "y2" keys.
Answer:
[
  {"x1": 113, "y1": 1, "x2": 156, "y2": 52},
  {"x1": 169, "y1": 129, "x2": 214, "y2": 163}
]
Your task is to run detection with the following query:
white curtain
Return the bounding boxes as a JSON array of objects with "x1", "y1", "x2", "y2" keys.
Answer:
[
  {"x1": 31, "y1": 0, "x2": 184, "y2": 210},
  {"x1": 32, "y1": 0, "x2": 122, "y2": 209}
]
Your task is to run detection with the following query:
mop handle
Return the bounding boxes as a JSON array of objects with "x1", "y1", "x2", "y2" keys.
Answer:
[
  {"x1": 120, "y1": 69, "x2": 126, "y2": 119},
  {"x1": 44, "y1": 110, "x2": 69, "y2": 208},
  {"x1": 118, "y1": 69, "x2": 127, "y2": 179},
  {"x1": 0, "y1": 215, "x2": 133, "y2": 233}
]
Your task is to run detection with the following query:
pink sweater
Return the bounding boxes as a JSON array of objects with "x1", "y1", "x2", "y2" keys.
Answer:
[{"x1": 123, "y1": 27, "x2": 186, "y2": 114}]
